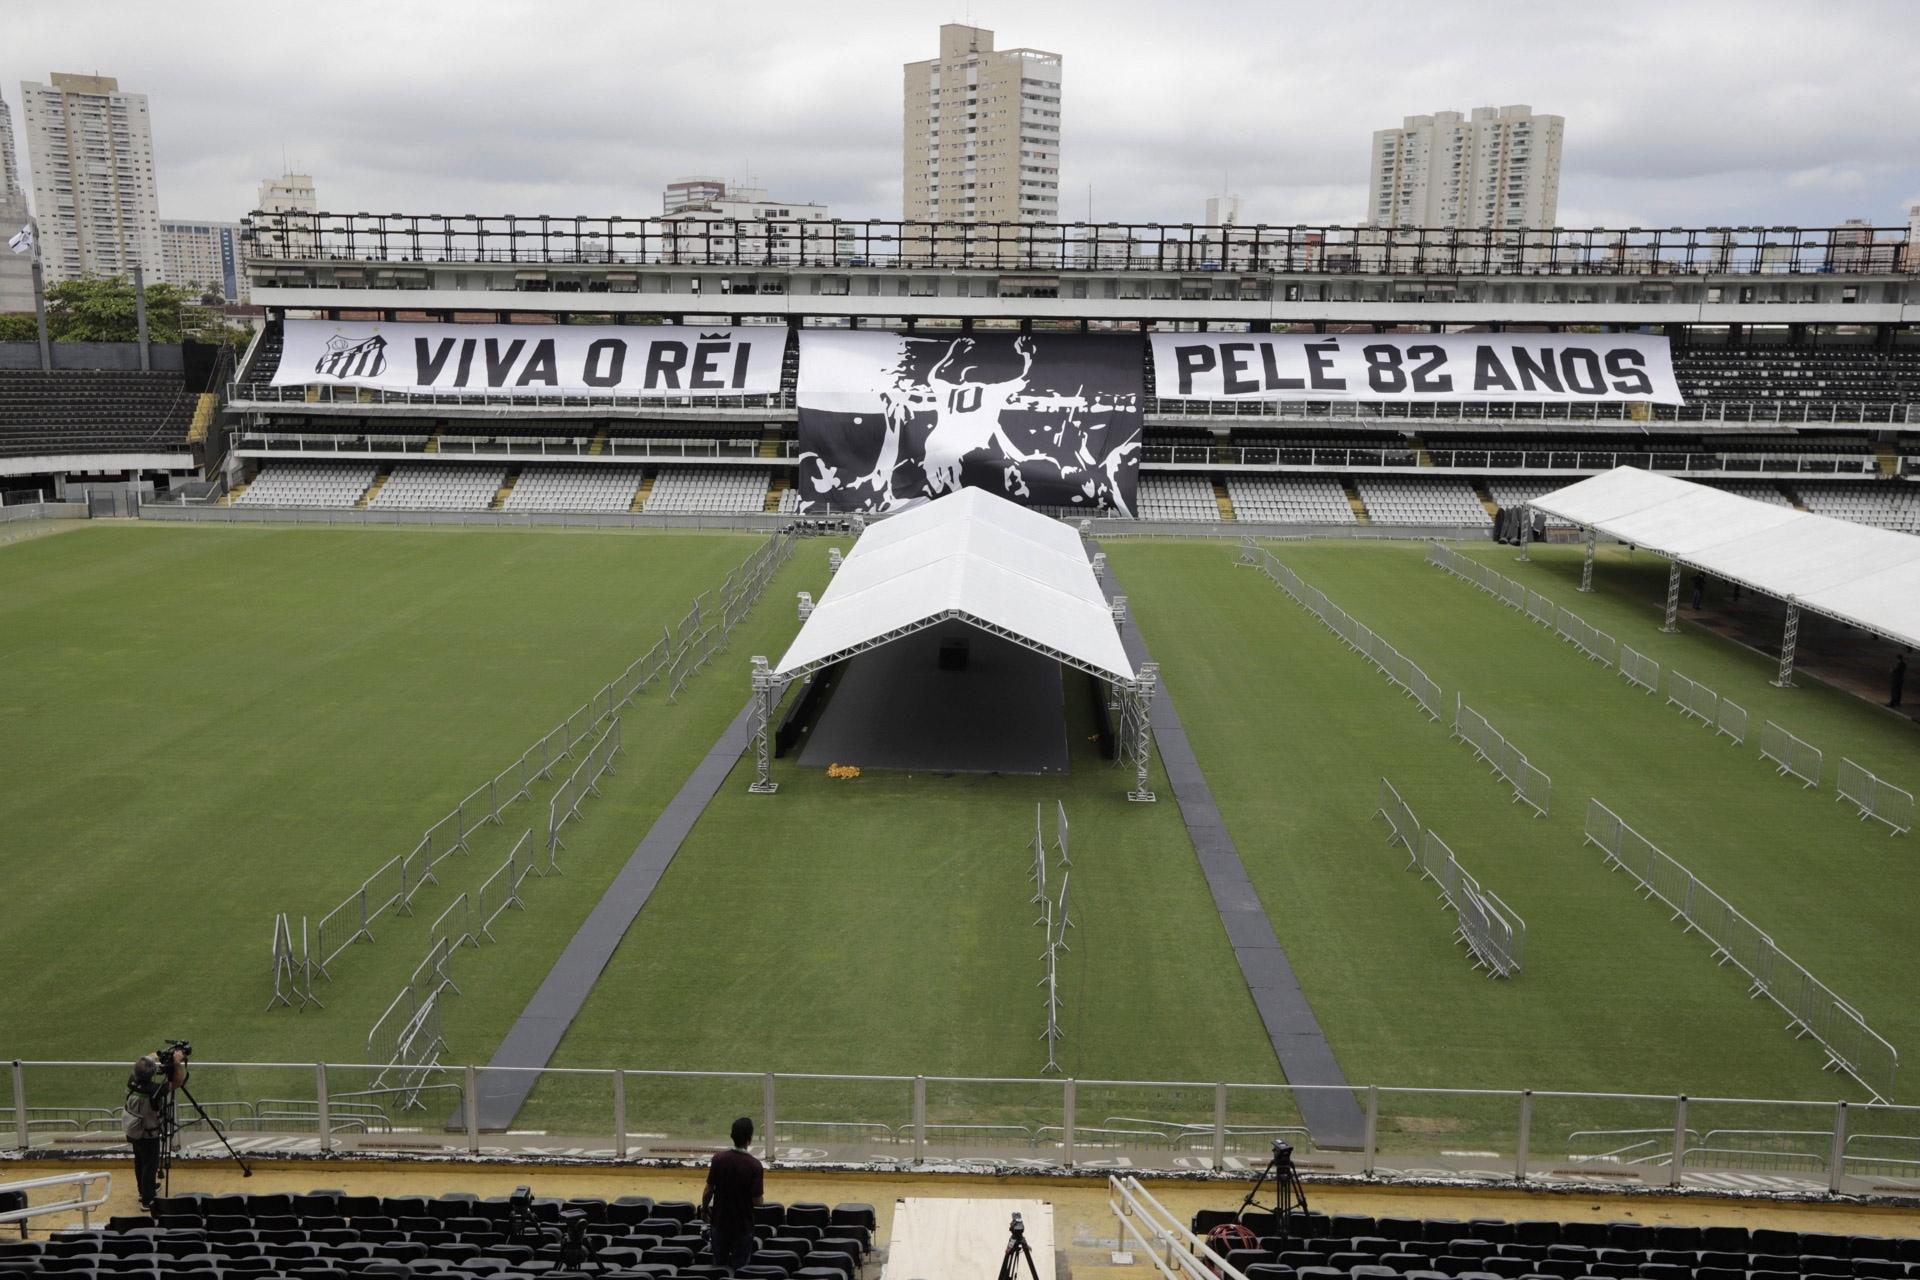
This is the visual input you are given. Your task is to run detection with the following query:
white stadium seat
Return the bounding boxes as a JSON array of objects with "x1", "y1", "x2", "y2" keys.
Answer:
[
  {"x1": 234, "y1": 461, "x2": 378, "y2": 508},
  {"x1": 1226, "y1": 475, "x2": 1356, "y2": 524},
  {"x1": 643, "y1": 466, "x2": 771, "y2": 514},
  {"x1": 1355, "y1": 476, "x2": 1493, "y2": 526}
]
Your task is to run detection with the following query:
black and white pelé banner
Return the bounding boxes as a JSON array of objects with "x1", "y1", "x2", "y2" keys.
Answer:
[
  {"x1": 1149, "y1": 332, "x2": 1683, "y2": 404},
  {"x1": 273, "y1": 320, "x2": 786, "y2": 396},
  {"x1": 796, "y1": 331, "x2": 1144, "y2": 516}
]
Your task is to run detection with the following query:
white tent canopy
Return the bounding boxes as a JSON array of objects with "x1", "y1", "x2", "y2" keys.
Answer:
[
  {"x1": 772, "y1": 487, "x2": 1136, "y2": 682},
  {"x1": 1529, "y1": 467, "x2": 1920, "y2": 649},
  {"x1": 750, "y1": 488, "x2": 1155, "y2": 799}
]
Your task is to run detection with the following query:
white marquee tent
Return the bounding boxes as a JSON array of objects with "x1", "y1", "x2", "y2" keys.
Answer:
[
  {"x1": 748, "y1": 488, "x2": 1156, "y2": 796},
  {"x1": 1528, "y1": 467, "x2": 1920, "y2": 682}
]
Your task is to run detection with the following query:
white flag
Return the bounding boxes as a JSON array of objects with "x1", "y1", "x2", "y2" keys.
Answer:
[{"x1": 6, "y1": 224, "x2": 30, "y2": 255}]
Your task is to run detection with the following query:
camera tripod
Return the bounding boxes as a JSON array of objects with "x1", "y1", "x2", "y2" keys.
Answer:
[
  {"x1": 996, "y1": 1213, "x2": 1042, "y2": 1280},
  {"x1": 1236, "y1": 1140, "x2": 1310, "y2": 1240},
  {"x1": 159, "y1": 1080, "x2": 254, "y2": 1196}
]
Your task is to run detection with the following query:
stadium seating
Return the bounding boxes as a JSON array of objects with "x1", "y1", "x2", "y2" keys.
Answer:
[
  {"x1": 0, "y1": 370, "x2": 196, "y2": 458},
  {"x1": 643, "y1": 467, "x2": 772, "y2": 514},
  {"x1": 1791, "y1": 481, "x2": 1920, "y2": 532},
  {"x1": 1673, "y1": 346, "x2": 1920, "y2": 407},
  {"x1": 5, "y1": 1192, "x2": 877, "y2": 1280},
  {"x1": 235, "y1": 462, "x2": 378, "y2": 508},
  {"x1": 503, "y1": 466, "x2": 645, "y2": 513},
  {"x1": 1704, "y1": 480, "x2": 1794, "y2": 508},
  {"x1": 1184, "y1": 1208, "x2": 1920, "y2": 1280},
  {"x1": 369, "y1": 464, "x2": 509, "y2": 511},
  {"x1": 1227, "y1": 475, "x2": 1357, "y2": 524},
  {"x1": 1355, "y1": 477, "x2": 1492, "y2": 525},
  {"x1": 1137, "y1": 473, "x2": 1221, "y2": 521}
]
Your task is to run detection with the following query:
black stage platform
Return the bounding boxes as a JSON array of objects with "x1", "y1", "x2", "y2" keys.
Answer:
[{"x1": 798, "y1": 620, "x2": 1069, "y2": 775}]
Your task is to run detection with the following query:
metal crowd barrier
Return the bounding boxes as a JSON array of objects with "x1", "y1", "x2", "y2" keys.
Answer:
[
  {"x1": 1836, "y1": 759, "x2": 1916, "y2": 836},
  {"x1": 1618, "y1": 645, "x2": 1661, "y2": 695},
  {"x1": 277, "y1": 528, "x2": 798, "y2": 1002},
  {"x1": 1374, "y1": 777, "x2": 1421, "y2": 852},
  {"x1": 1108, "y1": 1174, "x2": 1255, "y2": 1280},
  {"x1": 1415, "y1": 828, "x2": 1528, "y2": 978},
  {"x1": 1428, "y1": 542, "x2": 1618, "y2": 670},
  {"x1": 1760, "y1": 720, "x2": 1824, "y2": 789},
  {"x1": 477, "y1": 831, "x2": 535, "y2": 940},
  {"x1": 1583, "y1": 799, "x2": 1898, "y2": 1102},
  {"x1": 1665, "y1": 670, "x2": 1747, "y2": 745},
  {"x1": 1244, "y1": 541, "x2": 1444, "y2": 720},
  {"x1": 547, "y1": 717, "x2": 624, "y2": 863},
  {"x1": 1450, "y1": 696, "x2": 1551, "y2": 817}
]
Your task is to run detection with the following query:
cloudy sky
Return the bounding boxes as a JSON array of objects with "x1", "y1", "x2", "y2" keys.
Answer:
[{"x1": 3, "y1": 0, "x2": 1916, "y2": 230}]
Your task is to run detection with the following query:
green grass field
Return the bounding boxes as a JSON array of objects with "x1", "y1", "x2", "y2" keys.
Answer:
[{"x1": 4, "y1": 522, "x2": 1918, "y2": 1161}]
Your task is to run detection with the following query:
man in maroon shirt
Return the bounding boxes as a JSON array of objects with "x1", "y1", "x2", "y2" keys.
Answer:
[{"x1": 701, "y1": 1116, "x2": 765, "y2": 1274}]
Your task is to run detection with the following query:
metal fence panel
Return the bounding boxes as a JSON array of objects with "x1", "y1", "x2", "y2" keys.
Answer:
[
  {"x1": 1583, "y1": 797, "x2": 1898, "y2": 1102},
  {"x1": 1716, "y1": 697, "x2": 1748, "y2": 746},
  {"x1": 1761, "y1": 720, "x2": 1823, "y2": 789},
  {"x1": 1618, "y1": 645, "x2": 1659, "y2": 694},
  {"x1": 1374, "y1": 777, "x2": 1420, "y2": 854},
  {"x1": 1838, "y1": 758, "x2": 1915, "y2": 835}
]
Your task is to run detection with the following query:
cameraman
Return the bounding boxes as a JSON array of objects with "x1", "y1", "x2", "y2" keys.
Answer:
[{"x1": 124, "y1": 1043, "x2": 187, "y2": 1211}]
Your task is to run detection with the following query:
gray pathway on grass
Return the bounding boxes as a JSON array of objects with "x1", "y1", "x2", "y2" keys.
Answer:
[
  {"x1": 1100, "y1": 546, "x2": 1368, "y2": 1151},
  {"x1": 468, "y1": 696, "x2": 757, "y2": 1131}
]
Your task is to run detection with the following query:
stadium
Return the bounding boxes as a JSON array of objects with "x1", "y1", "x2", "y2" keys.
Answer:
[{"x1": 4, "y1": 205, "x2": 1920, "y2": 1275}]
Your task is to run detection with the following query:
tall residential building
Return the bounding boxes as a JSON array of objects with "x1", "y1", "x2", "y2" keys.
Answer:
[
  {"x1": 1906, "y1": 205, "x2": 1920, "y2": 273},
  {"x1": 1368, "y1": 105, "x2": 1564, "y2": 231},
  {"x1": 664, "y1": 176, "x2": 727, "y2": 214},
  {"x1": 161, "y1": 219, "x2": 247, "y2": 303},
  {"x1": 19, "y1": 73, "x2": 163, "y2": 282},
  {"x1": 0, "y1": 90, "x2": 20, "y2": 198},
  {"x1": 0, "y1": 91, "x2": 31, "y2": 311},
  {"x1": 254, "y1": 171, "x2": 318, "y2": 258},
  {"x1": 903, "y1": 23, "x2": 1061, "y2": 223}
]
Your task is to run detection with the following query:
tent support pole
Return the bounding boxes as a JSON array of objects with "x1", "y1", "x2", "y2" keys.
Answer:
[
  {"x1": 1514, "y1": 508, "x2": 1531, "y2": 563},
  {"x1": 1127, "y1": 664, "x2": 1158, "y2": 803},
  {"x1": 1578, "y1": 525, "x2": 1596, "y2": 593},
  {"x1": 748, "y1": 657, "x2": 779, "y2": 793},
  {"x1": 1773, "y1": 603, "x2": 1799, "y2": 689},
  {"x1": 1662, "y1": 561, "x2": 1681, "y2": 634}
]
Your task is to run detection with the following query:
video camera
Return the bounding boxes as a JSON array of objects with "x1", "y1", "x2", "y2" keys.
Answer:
[{"x1": 160, "y1": 1039, "x2": 193, "y2": 1064}]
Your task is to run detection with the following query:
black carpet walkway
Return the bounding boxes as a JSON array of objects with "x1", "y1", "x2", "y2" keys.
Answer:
[
  {"x1": 468, "y1": 697, "x2": 758, "y2": 1131},
  {"x1": 1100, "y1": 547, "x2": 1368, "y2": 1151}
]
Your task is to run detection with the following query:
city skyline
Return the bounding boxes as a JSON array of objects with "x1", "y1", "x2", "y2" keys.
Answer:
[{"x1": 0, "y1": 0, "x2": 1916, "y2": 235}]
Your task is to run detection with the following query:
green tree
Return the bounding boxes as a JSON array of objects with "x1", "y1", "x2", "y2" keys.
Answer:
[
  {"x1": 0, "y1": 312, "x2": 38, "y2": 342},
  {"x1": 38, "y1": 276, "x2": 200, "y2": 343}
]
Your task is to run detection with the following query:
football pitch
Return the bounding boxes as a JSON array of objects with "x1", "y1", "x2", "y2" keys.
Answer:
[{"x1": 3, "y1": 522, "x2": 1917, "y2": 1148}]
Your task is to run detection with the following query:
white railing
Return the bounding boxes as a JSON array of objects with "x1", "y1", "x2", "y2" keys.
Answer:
[
  {"x1": 1584, "y1": 799, "x2": 1898, "y2": 1102},
  {"x1": 7, "y1": 1055, "x2": 1918, "y2": 1190},
  {"x1": 1146, "y1": 398, "x2": 1918, "y2": 428},
  {"x1": 1148, "y1": 437, "x2": 1900, "y2": 471},
  {"x1": 1760, "y1": 720, "x2": 1825, "y2": 789},
  {"x1": 1108, "y1": 1175, "x2": 1255, "y2": 1280},
  {"x1": 1836, "y1": 758, "x2": 1916, "y2": 836},
  {"x1": 1449, "y1": 697, "x2": 1551, "y2": 817},
  {"x1": 234, "y1": 430, "x2": 800, "y2": 462},
  {"x1": 0, "y1": 1171, "x2": 113, "y2": 1229}
]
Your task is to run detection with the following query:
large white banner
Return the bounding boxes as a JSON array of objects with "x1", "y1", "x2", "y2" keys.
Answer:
[
  {"x1": 272, "y1": 320, "x2": 787, "y2": 395},
  {"x1": 1149, "y1": 332, "x2": 1683, "y2": 404}
]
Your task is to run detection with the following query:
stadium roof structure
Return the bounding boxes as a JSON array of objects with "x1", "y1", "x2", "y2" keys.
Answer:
[
  {"x1": 1528, "y1": 466, "x2": 1920, "y2": 681},
  {"x1": 747, "y1": 489, "x2": 1156, "y2": 798}
]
